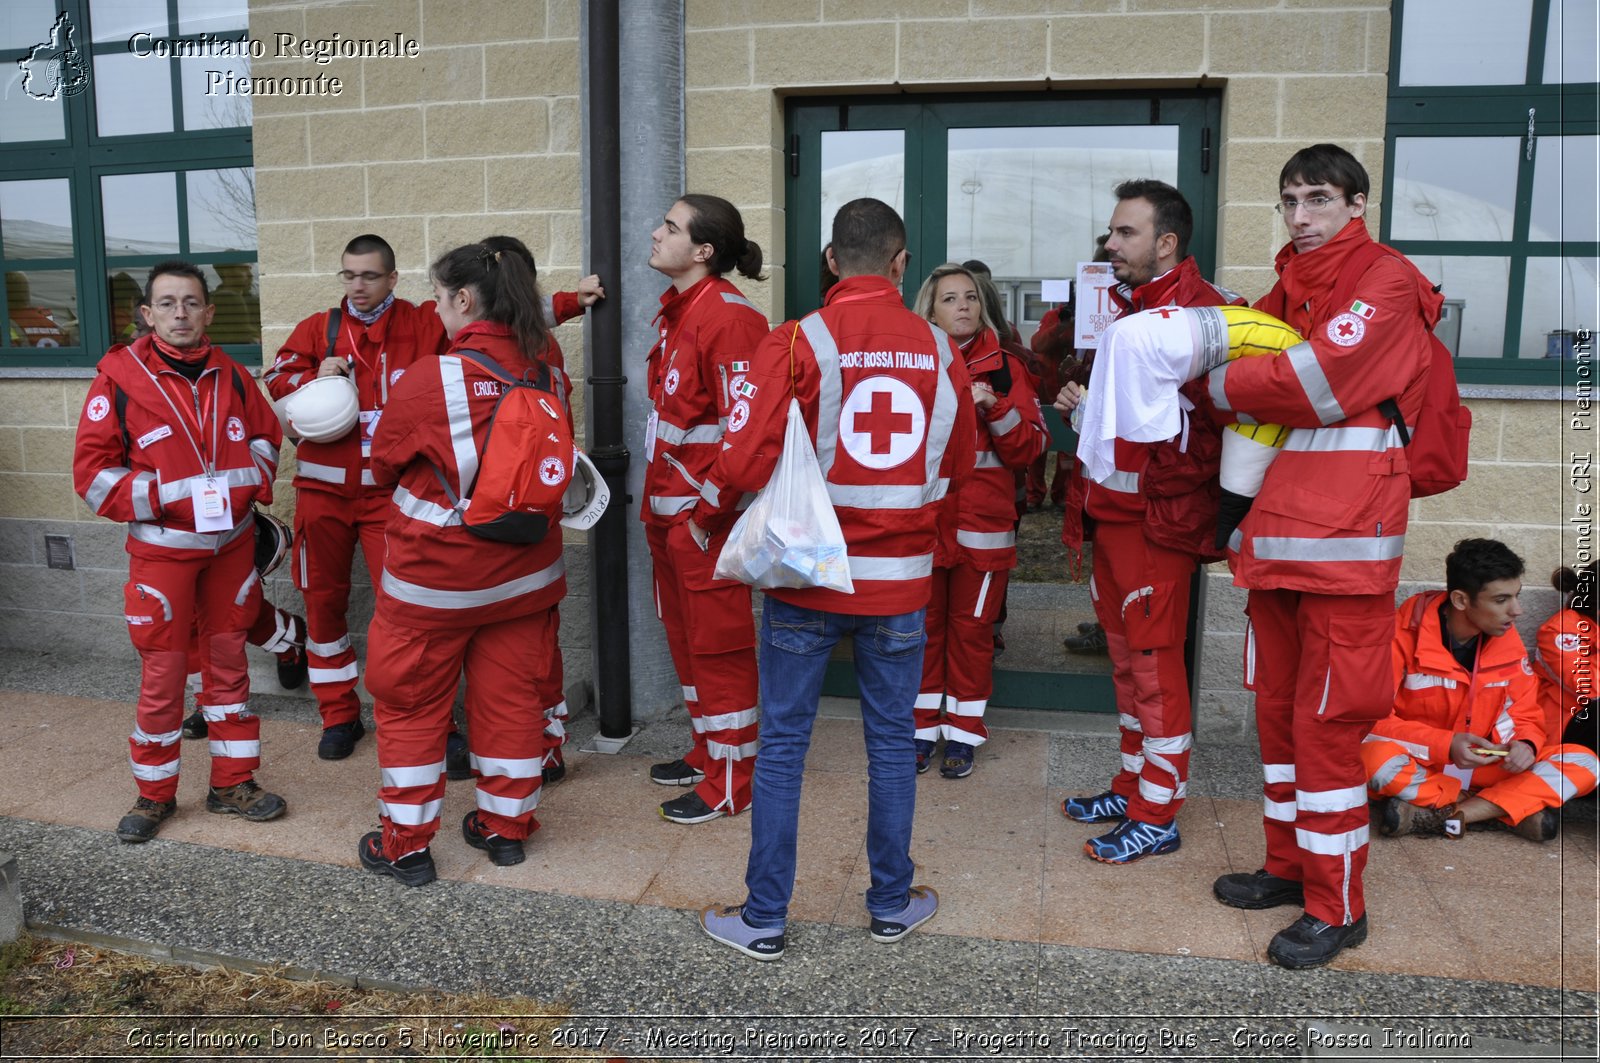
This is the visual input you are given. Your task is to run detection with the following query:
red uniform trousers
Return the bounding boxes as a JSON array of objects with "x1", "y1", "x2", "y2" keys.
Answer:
[
  {"x1": 646, "y1": 522, "x2": 759, "y2": 814},
  {"x1": 186, "y1": 587, "x2": 303, "y2": 692},
  {"x1": 1025, "y1": 452, "x2": 1068, "y2": 508},
  {"x1": 916, "y1": 564, "x2": 1008, "y2": 745},
  {"x1": 536, "y1": 621, "x2": 569, "y2": 771},
  {"x1": 1363, "y1": 739, "x2": 1598, "y2": 825},
  {"x1": 293, "y1": 487, "x2": 387, "y2": 728},
  {"x1": 123, "y1": 535, "x2": 261, "y2": 802},
  {"x1": 1089, "y1": 520, "x2": 1195, "y2": 825},
  {"x1": 364, "y1": 606, "x2": 557, "y2": 858},
  {"x1": 1247, "y1": 588, "x2": 1393, "y2": 927}
]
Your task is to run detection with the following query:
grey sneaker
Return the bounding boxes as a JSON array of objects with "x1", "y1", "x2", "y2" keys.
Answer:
[
  {"x1": 870, "y1": 885, "x2": 939, "y2": 943},
  {"x1": 700, "y1": 904, "x2": 785, "y2": 961}
]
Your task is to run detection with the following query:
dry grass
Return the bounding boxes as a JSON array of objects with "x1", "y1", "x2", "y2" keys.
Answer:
[{"x1": 0, "y1": 936, "x2": 631, "y2": 1061}]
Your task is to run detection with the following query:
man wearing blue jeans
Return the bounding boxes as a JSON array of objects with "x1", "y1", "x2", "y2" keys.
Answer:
[{"x1": 687, "y1": 197, "x2": 976, "y2": 959}]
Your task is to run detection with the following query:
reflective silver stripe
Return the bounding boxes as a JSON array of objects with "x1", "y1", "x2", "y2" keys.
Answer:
[
  {"x1": 653, "y1": 419, "x2": 725, "y2": 446},
  {"x1": 987, "y1": 407, "x2": 1022, "y2": 435},
  {"x1": 477, "y1": 790, "x2": 541, "y2": 816},
  {"x1": 541, "y1": 293, "x2": 556, "y2": 326},
  {"x1": 1264, "y1": 763, "x2": 1296, "y2": 784},
  {"x1": 1282, "y1": 425, "x2": 1400, "y2": 453},
  {"x1": 382, "y1": 761, "x2": 446, "y2": 789},
  {"x1": 233, "y1": 568, "x2": 259, "y2": 606},
  {"x1": 208, "y1": 739, "x2": 260, "y2": 759},
  {"x1": 924, "y1": 322, "x2": 960, "y2": 485},
  {"x1": 1139, "y1": 778, "x2": 1184, "y2": 803},
  {"x1": 649, "y1": 494, "x2": 699, "y2": 517},
  {"x1": 1253, "y1": 534, "x2": 1405, "y2": 563},
  {"x1": 1297, "y1": 784, "x2": 1368, "y2": 813},
  {"x1": 308, "y1": 663, "x2": 359, "y2": 683},
  {"x1": 1484, "y1": 679, "x2": 1511, "y2": 688},
  {"x1": 1264, "y1": 797, "x2": 1297, "y2": 822},
  {"x1": 706, "y1": 738, "x2": 759, "y2": 760},
  {"x1": 470, "y1": 755, "x2": 542, "y2": 779},
  {"x1": 803, "y1": 314, "x2": 842, "y2": 475},
  {"x1": 1121, "y1": 751, "x2": 1144, "y2": 773},
  {"x1": 380, "y1": 798, "x2": 443, "y2": 826},
  {"x1": 1118, "y1": 712, "x2": 1142, "y2": 732},
  {"x1": 132, "y1": 726, "x2": 182, "y2": 746},
  {"x1": 132, "y1": 583, "x2": 174, "y2": 622},
  {"x1": 1285, "y1": 340, "x2": 1345, "y2": 425},
  {"x1": 249, "y1": 437, "x2": 278, "y2": 475},
  {"x1": 955, "y1": 528, "x2": 1015, "y2": 550},
  {"x1": 381, "y1": 557, "x2": 565, "y2": 610},
  {"x1": 86, "y1": 468, "x2": 130, "y2": 512},
  {"x1": 848, "y1": 552, "x2": 933, "y2": 581},
  {"x1": 1368, "y1": 754, "x2": 1411, "y2": 792},
  {"x1": 697, "y1": 707, "x2": 759, "y2": 732},
  {"x1": 720, "y1": 292, "x2": 759, "y2": 312},
  {"x1": 393, "y1": 484, "x2": 460, "y2": 527},
  {"x1": 1144, "y1": 733, "x2": 1192, "y2": 755},
  {"x1": 306, "y1": 635, "x2": 351, "y2": 656},
  {"x1": 440, "y1": 356, "x2": 478, "y2": 498},
  {"x1": 203, "y1": 701, "x2": 248, "y2": 719},
  {"x1": 1528, "y1": 760, "x2": 1579, "y2": 803},
  {"x1": 1296, "y1": 824, "x2": 1368, "y2": 856},
  {"x1": 360, "y1": 469, "x2": 377, "y2": 486},
  {"x1": 131, "y1": 472, "x2": 157, "y2": 521},
  {"x1": 682, "y1": 685, "x2": 699, "y2": 703},
  {"x1": 1208, "y1": 362, "x2": 1232, "y2": 411},
  {"x1": 974, "y1": 451, "x2": 1005, "y2": 469},
  {"x1": 1402, "y1": 673, "x2": 1457, "y2": 690},
  {"x1": 826, "y1": 479, "x2": 950, "y2": 510},
  {"x1": 296, "y1": 460, "x2": 347, "y2": 485},
  {"x1": 259, "y1": 611, "x2": 298, "y2": 654},
  {"x1": 949, "y1": 698, "x2": 987, "y2": 717},
  {"x1": 914, "y1": 692, "x2": 943, "y2": 709},
  {"x1": 1099, "y1": 470, "x2": 1139, "y2": 493},
  {"x1": 699, "y1": 479, "x2": 722, "y2": 507},
  {"x1": 130, "y1": 758, "x2": 180, "y2": 781},
  {"x1": 157, "y1": 465, "x2": 262, "y2": 505}
]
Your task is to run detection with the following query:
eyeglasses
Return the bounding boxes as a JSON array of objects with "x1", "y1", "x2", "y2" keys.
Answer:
[
  {"x1": 1275, "y1": 194, "x2": 1346, "y2": 216},
  {"x1": 149, "y1": 298, "x2": 207, "y2": 314},
  {"x1": 338, "y1": 270, "x2": 389, "y2": 283}
]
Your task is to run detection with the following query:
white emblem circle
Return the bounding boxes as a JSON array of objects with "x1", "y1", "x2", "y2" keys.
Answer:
[
  {"x1": 225, "y1": 416, "x2": 245, "y2": 442},
  {"x1": 1326, "y1": 312, "x2": 1366, "y2": 347},
  {"x1": 539, "y1": 456, "x2": 566, "y2": 486},
  {"x1": 728, "y1": 399, "x2": 750, "y2": 433},
  {"x1": 839, "y1": 376, "x2": 925, "y2": 471},
  {"x1": 664, "y1": 368, "x2": 680, "y2": 395},
  {"x1": 1556, "y1": 633, "x2": 1581, "y2": 653},
  {"x1": 86, "y1": 395, "x2": 110, "y2": 422},
  {"x1": 390, "y1": 368, "x2": 406, "y2": 386}
]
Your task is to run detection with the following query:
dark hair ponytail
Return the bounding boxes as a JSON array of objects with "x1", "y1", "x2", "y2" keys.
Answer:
[
  {"x1": 1553, "y1": 562, "x2": 1598, "y2": 617},
  {"x1": 678, "y1": 193, "x2": 766, "y2": 281},
  {"x1": 431, "y1": 241, "x2": 549, "y2": 362}
]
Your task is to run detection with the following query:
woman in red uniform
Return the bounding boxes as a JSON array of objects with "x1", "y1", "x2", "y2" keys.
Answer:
[
  {"x1": 358, "y1": 241, "x2": 573, "y2": 886},
  {"x1": 910, "y1": 264, "x2": 1047, "y2": 777},
  {"x1": 1537, "y1": 562, "x2": 1598, "y2": 752}
]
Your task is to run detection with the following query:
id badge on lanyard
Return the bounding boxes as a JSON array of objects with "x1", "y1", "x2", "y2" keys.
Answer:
[
  {"x1": 192, "y1": 476, "x2": 233, "y2": 532},
  {"x1": 359, "y1": 410, "x2": 381, "y2": 458}
]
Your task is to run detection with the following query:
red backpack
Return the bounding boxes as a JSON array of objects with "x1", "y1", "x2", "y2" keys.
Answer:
[
  {"x1": 1331, "y1": 242, "x2": 1471, "y2": 498},
  {"x1": 432, "y1": 349, "x2": 573, "y2": 544}
]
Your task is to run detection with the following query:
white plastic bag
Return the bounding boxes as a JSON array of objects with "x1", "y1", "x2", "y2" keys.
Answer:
[{"x1": 714, "y1": 398, "x2": 854, "y2": 593}]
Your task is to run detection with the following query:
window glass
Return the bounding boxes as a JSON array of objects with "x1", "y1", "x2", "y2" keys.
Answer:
[
  {"x1": 4, "y1": 268, "x2": 78, "y2": 348},
  {"x1": 1389, "y1": 137, "x2": 1521, "y2": 242},
  {"x1": 105, "y1": 269, "x2": 146, "y2": 345},
  {"x1": 101, "y1": 172, "x2": 179, "y2": 254},
  {"x1": 820, "y1": 129, "x2": 904, "y2": 250},
  {"x1": 1530, "y1": 136, "x2": 1599, "y2": 243},
  {"x1": 0, "y1": 79, "x2": 65, "y2": 143},
  {"x1": 1521, "y1": 258, "x2": 1600, "y2": 357},
  {"x1": 203, "y1": 262, "x2": 260, "y2": 344},
  {"x1": 186, "y1": 167, "x2": 257, "y2": 251},
  {"x1": 0, "y1": 178, "x2": 74, "y2": 258},
  {"x1": 1544, "y1": 0, "x2": 1600, "y2": 84},
  {"x1": 180, "y1": 54, "x2": 252, "y2": 130},
  {"x1": 947, "y1": 125, "x2": 1179, "y2": 280},
  {"x1": 1398, "y1": 0, "x2": 1533, "y2": 86},
  {"x1": 89, "y1": 0, "x2": 167, "y2": 44},
  {"x1": 1406, "y1": 255, "x2": 1509, "y2": 359},
  {"x1": 94, "y1": 52, "x2": 174, "y2": 136},
  {"x1": 178, "y1": 0, "x2": 249, "y2": 36},
  {"x1": 2, "y1": 0, "x2": 60, "y2": 51}
]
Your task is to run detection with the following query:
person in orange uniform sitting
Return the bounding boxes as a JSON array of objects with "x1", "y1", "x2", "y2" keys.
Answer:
[
  {"x1": 1365, "y1": 538, "x2": 1598, "y2": 843},
  {"x1": 1536, "y1": 562, "x2": 1597, "y2": 755}
]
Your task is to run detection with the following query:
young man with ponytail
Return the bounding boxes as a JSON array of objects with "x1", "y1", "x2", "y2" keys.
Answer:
[
  {"x1": 642, "y1": 194, "x2": 772, "y2": 824},
  {"x1": 357, "y1": 241, "x2": 573, "y2": 885}
]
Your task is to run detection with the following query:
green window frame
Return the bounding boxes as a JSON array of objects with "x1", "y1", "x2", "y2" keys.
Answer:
[
  {"x1": 0, "y1": 0, "x2": 257, "y2": 369},
  {"x1": 1384, "y1": 0, "x2": 1598, "y2": 386}
]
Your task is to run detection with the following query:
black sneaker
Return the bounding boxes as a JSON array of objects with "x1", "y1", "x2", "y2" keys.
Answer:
[
  {"x1": 276, "y1": 644, "x2": 308, "y2": 690},
  {"x1": 317, "y1": 719, "x2": 366, "y2": 761},
  {"x1": 205, "y1": 780, "x2": 287, "y2": 822},
  {"x1": 358, "y1": 831, "x2": 436, "y2": 887},
  {"x1": 461, "y1": 811, "x2": 526, "y2": 866},
  {"x1": 1267, "y1": 912, "x2": 1368, "y2": 970},
  {"x1": 1063, "y1": 623, "x2": 1108, "y2": 655},
  {"x1": 116, "y1": 796, "x2": 176, "y2": 843},
  {"x1": 543, "y1": 760, "x2": 567, "y2": 786},
  {"x1": 181, "y1": 711, "x2": 208, "y2": 740},
  {"x1": 445, "y1": 730, "x2": 473, "y2": 780},
  {"x1": 650, "y1": 757, "x2": 704, "y2": 787},
  {"x1": 1213, "y1": 868, "x2": 1304, "y2": 910},
  {"x1": 660, "y1": 791, "x2": 727, "y2": 824}
]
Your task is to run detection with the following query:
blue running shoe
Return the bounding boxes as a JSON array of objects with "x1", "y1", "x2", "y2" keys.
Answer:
[
  {"x1": 1061, "y1": 790, "x2": 1127, "y2": 823},
  {"x1": 914, "y1": 739, "x2": 936, "y2": 775},
  {"x1": 700, "y1": 903, "x2": 785, "y2": 961},
  {"x1": 939, "y1": 741, "x2": 974, "y2": 779},
  {"x1": 869, "y1": 885, "x2": 939, "y2": 943},
  {"x1": 1084, "y1": 817, "x2": 1179, "y2": 864}
]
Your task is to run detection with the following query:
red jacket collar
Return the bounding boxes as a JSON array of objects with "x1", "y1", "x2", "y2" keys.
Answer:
[
  {"x1": 1408, "y1": 590, "x2": 1528, "y2": 678},
  {"x1": 1109, "y1": 256, "x2": 1206, "y2": 314},
  {"x1": 823, "y1": 274, "x2": 903, "y2": 306},
  {"x1": 1274, "y1": 217, "x2": 1373, "y2": 312},
  {"x1": 958, "y1": 327, "x2": 1003, "y2": 376}
]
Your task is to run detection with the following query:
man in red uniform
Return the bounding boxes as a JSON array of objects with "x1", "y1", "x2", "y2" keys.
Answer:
[
  {"x1": 1205, "y1": 145, "x2": 1434, "y2": 969},
  {"x1": 694, "y1": 197, "x2": 976, "y2": 960},
  {"x1": 265, "y1": 235, "x2": 449, "y2": 761},
  {"x1": 1367, "y1": 538, "x2": 1598, "y2": 842},
  {"x1": 74, "y1": 260, "x2": 287, "y2": 842},
  {"x1": 641, "y1": 194, "x2": 771, "y2": 824},
  {"x1": 1054, "y1": 180, "x2": 1245, "y2": 864}
]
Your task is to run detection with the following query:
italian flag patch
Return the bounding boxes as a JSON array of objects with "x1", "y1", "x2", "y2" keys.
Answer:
[{"x1": 1349, "y1": 300, "x2": 1376, "y2": 320}]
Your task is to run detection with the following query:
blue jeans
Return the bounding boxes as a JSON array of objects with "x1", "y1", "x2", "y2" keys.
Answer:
[{"x1": 742, "y1": 595, "x2": 927, "y2": 928}]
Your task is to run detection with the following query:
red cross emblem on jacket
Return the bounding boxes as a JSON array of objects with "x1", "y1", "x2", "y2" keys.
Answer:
[{"x1": 840, "y1": 377, "x2": 925, "y2": 470}]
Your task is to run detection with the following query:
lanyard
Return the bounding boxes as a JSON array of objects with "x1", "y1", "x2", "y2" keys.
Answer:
[
  {"x1": 123, "y1": 347, "x2": 219, "y2": 474},
  {"x1": 339, "y1": 321, "x2": 389, "y2": 406},
  {"x1": 654, "y1": 281, "x2": 719, "y2": 363}
]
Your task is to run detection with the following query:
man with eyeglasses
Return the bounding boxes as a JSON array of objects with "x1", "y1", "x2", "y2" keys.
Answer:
[
  {"x1": 74, "y1": 260, "x2": 287, "y2": 842},
  {"x1": 1204, "y1": 144, "x2": 1437, "y2": 969},
  {"x1": 265, "y1": 234, "x2": 449, "y2": 761}
]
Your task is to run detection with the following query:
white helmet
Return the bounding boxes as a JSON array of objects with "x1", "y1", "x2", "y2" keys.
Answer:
[
  {"x1": 252, "y1": 509, "x2": 292, "y2": 577},
  {"x1": 277, "y1": 376, "x2": 359, "y2": 443},
  {"x1": 560, "y1": 449, "x2": 610, "y2": 531}
]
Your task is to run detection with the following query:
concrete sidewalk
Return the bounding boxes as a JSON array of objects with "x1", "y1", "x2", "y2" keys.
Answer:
[{"x1": 0, "y1": 648, "x2": 1595, "y2": 1058}]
